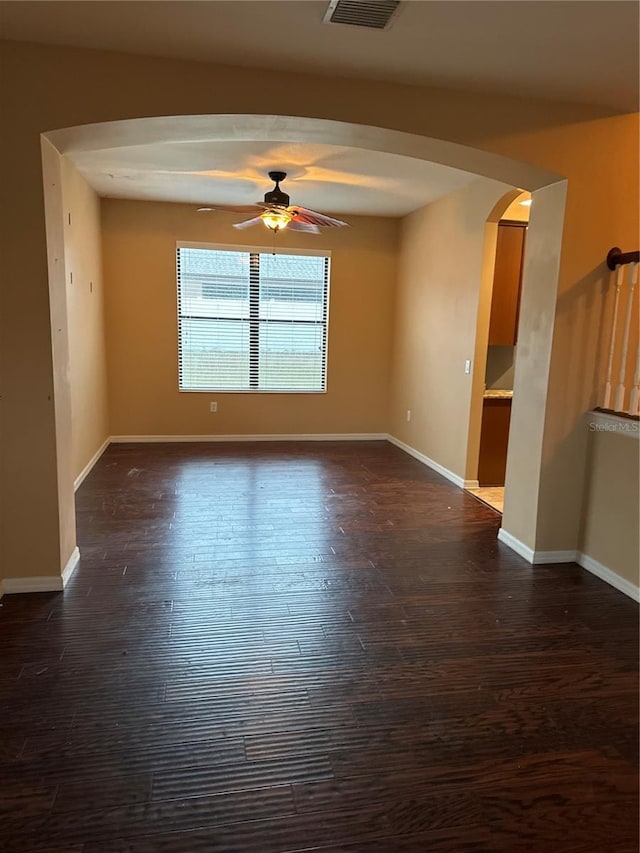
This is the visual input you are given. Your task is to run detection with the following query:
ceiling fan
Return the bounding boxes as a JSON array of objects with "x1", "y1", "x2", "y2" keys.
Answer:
[{"x1": 197, "y1": 171, "x2": 349, "y2": 234}]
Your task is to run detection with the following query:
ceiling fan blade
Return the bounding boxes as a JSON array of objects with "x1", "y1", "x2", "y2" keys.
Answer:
[
  {"x1": 232, "y1": 216, "x2": 264, "y2": 230},
  {"x1": 198, "y1": 204, "x2": 263, "y2": 214},
  {"x1": 287, "y1": 220, "x2": 321, "y2": 234},
  {"x1": 288, "y1": 206, "x2": 348, "y2": 228}
]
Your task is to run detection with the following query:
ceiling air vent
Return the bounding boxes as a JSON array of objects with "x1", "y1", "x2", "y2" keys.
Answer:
[{"x1": 323, "y1": 0, "x2": 401, "y2": 30}]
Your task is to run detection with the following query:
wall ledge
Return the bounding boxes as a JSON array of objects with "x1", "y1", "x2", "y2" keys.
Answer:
[
  {"x1": 1, "y1": 547, "x2": 79, "y2": 595},
  {"x1": 588, "y1": 410, "x2": 640, "y2": 440}
]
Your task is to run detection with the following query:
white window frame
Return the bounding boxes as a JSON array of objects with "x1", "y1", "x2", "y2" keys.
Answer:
[{"x1": 176, "y1": 241, "x2": 331, "y2": 394}]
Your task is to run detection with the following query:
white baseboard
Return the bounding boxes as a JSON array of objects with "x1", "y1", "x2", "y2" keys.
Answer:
[
  {"x1": 74, "y1": 438, "x2": 111, "y2": 491},
  {"x1": 531, "y1": 549, "x2": 579, "y2": 564},
  {"x1": 110, "y1": 433, "x2": 388, "y2": 443},
  {"x1": 497, "y1": 528, "x2": 639, "y2": 602},
  {"x1": 1, "y1": 546, "x2": 79, "y2": 595},
  {"x1": 463, "y1": 479, "x2": 480, "y2": 490},
  {"x1": 497, "y1": 527, "x2": 535, "y2": 562},
  {"x1": 386, "y1": 435, "x2": 466, "y2": 488},
  {"x1": 577, "y1": 552, "x2": 640, "y2": 602},
  {"x1": 499, "y1": 528, "x2": 577, "y2": 565},
  {"x1": 62, "y1": 546, "x2": 81, "y2": 586}
]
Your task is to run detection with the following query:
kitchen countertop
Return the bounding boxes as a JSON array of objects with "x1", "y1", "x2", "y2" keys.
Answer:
[{"x1": 483, "y1": 389, "x2": 514, "y2": 400}]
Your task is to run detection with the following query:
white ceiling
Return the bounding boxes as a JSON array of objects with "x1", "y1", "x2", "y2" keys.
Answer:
[
  {"x1": 65, "y1": 139, "x2": 479, "y2": 216},
  {"x1": 1, "y1": 1, "x2": 638, "y2": 111}
]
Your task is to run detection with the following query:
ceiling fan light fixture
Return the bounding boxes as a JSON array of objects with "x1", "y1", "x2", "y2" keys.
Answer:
[
  {"x1": 201, "y1": 171, "x2": 348, "y2": 232},
  {"x1": 261, "y1": 209, "x2": 292, "y2": 232}
]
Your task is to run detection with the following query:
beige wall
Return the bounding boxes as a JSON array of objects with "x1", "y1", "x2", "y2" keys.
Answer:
[
  {"x1": 531, "y1": 122, "x2": 638, "y2": 554},
  {"x1": 61, "y1": 158, "x2": 109, "y2": 480},
  {"x1": 389, "y1": 178, "x2": 516, "y2": 479},
  {"x1": 0, "y1": 38, "x2": 638, "y2": 584},
  {"x1": 101, "y1": 199, "x2": 397, "y2": 437},
  {"x1": 580, "y1": 426, "x2": 640, "y2": 587},
  {"x1": 503, "y1": 181, "x2": 567, "y2": 548},
  {"x1": 37, "y1": 139, "x2": 76, "y2": 580}
]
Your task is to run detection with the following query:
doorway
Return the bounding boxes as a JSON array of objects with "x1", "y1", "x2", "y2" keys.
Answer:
[
  {"x1": 35, "y1": 115, "x2": 567, "y2": 591},
  {"x1": 467, "y1": 192, "x2": 530, "y2": 513}
]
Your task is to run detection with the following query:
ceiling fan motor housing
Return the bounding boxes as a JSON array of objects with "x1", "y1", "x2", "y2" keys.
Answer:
[{"x1": 264, "y1": 171, "x2": 290, "y2": 207}]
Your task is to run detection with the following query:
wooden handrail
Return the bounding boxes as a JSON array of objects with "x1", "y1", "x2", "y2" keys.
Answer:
[{"x1": 606, "y1": 247, "x2": 640, "y2": 271}]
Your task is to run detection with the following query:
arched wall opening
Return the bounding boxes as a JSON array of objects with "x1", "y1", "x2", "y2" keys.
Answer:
[
  {"x1": 38, "y1": 114, "x2": 567, "y2": 589},
  {"x1": 465, "y1": 189, "x2": 531, "y2": 510}
]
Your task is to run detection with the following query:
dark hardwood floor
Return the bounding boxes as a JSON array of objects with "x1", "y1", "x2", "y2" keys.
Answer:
[{"x1": 1, "y1": 441, "x2": 638, "y2": 852}]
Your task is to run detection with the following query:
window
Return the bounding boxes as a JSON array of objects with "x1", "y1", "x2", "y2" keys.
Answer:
[{"x1": 177, "y1": 243, "x2": 330, "y2": 392}]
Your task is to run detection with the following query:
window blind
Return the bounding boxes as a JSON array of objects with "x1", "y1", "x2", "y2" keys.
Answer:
[{"x1": 177, "y1": 245, "x2": 330, "y2": 392}]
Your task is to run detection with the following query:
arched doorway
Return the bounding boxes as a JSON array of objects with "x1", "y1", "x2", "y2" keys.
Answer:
[
  {"x1": 466, "y1": 189, "x2": 531, "y2": 514},
  {"x1": 38, "y1": 115, "x2": 567, "y2": 589}
]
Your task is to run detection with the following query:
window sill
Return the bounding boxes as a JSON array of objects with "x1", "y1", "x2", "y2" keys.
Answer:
[{"x1": 178, "y1": 389, "x2": 328, "y2": 395}]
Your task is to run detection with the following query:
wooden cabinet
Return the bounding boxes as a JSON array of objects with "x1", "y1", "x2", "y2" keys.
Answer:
[
  {"x1": 488, "y1": 222, "x2": 526, "y2": 345},
  {"x1": 478, "y1": 398, "x2": 512, "y2": 486}
]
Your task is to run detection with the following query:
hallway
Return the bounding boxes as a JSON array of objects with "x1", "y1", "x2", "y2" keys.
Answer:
[{"x1": 1, "y1": 441, "x2": 638, "y2": 851}]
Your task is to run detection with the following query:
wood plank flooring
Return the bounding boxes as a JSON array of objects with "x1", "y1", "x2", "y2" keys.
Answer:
[{"x1": 1, "y1": 441, "x2": 638, "y2": 851}]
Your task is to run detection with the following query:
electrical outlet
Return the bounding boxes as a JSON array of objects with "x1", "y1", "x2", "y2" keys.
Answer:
[
  {"x1": 464, "y1": 359, "x2": 472, "y2": 374},
  {"x1": 406, "y1": 409, "x2": 411, "y2": 422},
  {"x1": 209, "y1": 402, "x2": 218, "y2": 413}
]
